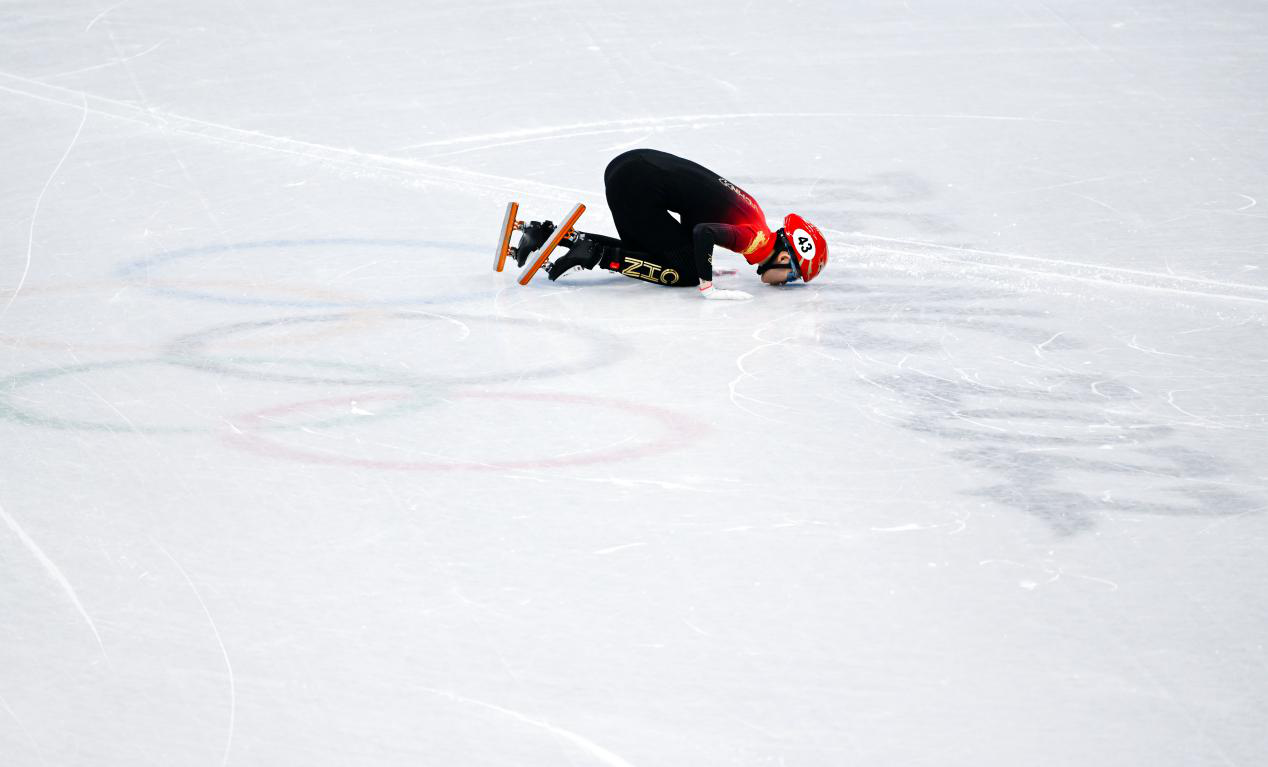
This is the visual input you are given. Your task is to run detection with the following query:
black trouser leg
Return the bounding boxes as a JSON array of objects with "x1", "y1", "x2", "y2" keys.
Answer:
[
  {"x1": 603, "y1": 154, "x2": 696, "y2": 285},
  {"x1": 605, "y1": 247, "x2": 693, "y2": 287},
  {"x1": 572, "y1": 232, "x2": 692, "y2": 288}
]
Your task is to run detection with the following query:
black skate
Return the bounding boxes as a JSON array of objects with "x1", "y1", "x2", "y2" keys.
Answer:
[
  {"x1": 512, "y1": 220, "x2": 557, "y2": 268},
  {"x1": 518, "y1": 203, "x2": 586, "y2": 285},
  {"x1": 547, "y1": 236, "x2": 603, "y2": 281},
  {"x1": 494, "y1": 201, "x2": 587, "y2": 285},
  {"x1": 494, "y1": 202, "x2": 556, "y2": 271}
]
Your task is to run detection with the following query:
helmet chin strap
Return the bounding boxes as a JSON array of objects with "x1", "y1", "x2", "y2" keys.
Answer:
[{"x1": 756, "y1": 229, "x2": 798, "y2": 278}]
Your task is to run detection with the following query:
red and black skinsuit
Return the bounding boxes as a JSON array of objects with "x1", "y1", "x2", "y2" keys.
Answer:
[{"x1": 593, "y1": 149, "x2": 776, "y2": 287}]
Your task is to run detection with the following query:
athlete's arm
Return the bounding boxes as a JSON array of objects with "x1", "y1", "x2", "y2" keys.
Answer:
[
  {"x1": 692, "y1": 223, "x2": 762, "y2": 280},
  {"x1": 692, "y1": 223, "x2": 760, "y2": 299},
  {"x1": 692, "y1": 223, "x2": 758, "y2": 300}
]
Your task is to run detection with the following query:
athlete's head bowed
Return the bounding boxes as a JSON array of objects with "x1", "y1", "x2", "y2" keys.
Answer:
[{"x1": 757, "y1": 214, "x2": 829, "y2": 285}]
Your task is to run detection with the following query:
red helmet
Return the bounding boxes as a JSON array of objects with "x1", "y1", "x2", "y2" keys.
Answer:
[{"x1": 779, "y1": 214, "x2": 828, "y2": 282}]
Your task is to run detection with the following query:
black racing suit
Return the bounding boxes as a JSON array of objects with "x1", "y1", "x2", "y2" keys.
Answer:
[{"x1": 597, "y1": 149, "x2": 775, "y2": 287}]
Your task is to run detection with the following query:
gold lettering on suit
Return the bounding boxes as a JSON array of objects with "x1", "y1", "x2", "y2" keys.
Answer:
[{"x1": 621, "y1": 258, "x2": 682, "y2": 286}]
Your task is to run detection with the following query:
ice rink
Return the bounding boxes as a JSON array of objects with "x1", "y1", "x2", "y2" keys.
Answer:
[{"x1": 2, "y1": 1, "x2": 1266, "y2": 764}]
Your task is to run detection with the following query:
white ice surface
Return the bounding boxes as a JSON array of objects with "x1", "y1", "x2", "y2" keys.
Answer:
[{"x1": 2, "y1": 1, "x2": 1266, "y2": 765}]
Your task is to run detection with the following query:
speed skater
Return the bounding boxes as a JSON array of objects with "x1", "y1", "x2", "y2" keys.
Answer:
[{"x1": 507, "y1": 149, "x2": 828, "y2": 300}]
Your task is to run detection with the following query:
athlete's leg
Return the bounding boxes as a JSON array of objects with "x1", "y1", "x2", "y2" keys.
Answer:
[
  {"x1": 547, "y1": 231, "x2": 693, "y2": 287},
  {"x1": 603, "y1": 154, "x2": 693, "y2": 256},
  {"x1": 604, "y1": 245, "x2": 693, "y2": 287},
  {"x1": 547, "y1": 152, "x2": 699, "y2": 286}
]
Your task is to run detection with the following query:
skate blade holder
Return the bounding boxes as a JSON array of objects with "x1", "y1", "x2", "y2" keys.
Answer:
[{"x1": 518, "y1": 203, "x2": 586, "y2": 286}]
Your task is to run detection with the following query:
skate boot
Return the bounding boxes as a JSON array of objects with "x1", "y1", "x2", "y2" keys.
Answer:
[
  {"x1": 517, "y1": 203, "x2": 586, "y2": 285},
  {"x1": 493, "y1": 201, "x2": 588, "y2": 283},
  {"x1": 546, "y1": 236, "x2": 604, "y2": 281},
  {"x1": 493, "y1": 202, "x2": 560, "y2": 272},
  {"x1": 511, "y1": 220, "x2": 557, "y2": 268}
]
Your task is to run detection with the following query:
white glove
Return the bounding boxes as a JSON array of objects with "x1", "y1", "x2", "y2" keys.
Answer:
[{"x1": 698, "y1": 281, "x2": 752, "y2": 301}]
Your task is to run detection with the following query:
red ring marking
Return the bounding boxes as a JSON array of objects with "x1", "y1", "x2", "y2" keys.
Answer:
[{"x1": 222, "y1": 391, "x2": 709, "y2": 471}]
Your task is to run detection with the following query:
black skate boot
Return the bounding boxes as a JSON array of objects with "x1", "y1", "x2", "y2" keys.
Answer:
[
  {"x1": 546, "y1": 236, "x2": 605, "y2": 281},
  {"x1": 511, "y1": 220, "x2": 556, "y2": 268}
]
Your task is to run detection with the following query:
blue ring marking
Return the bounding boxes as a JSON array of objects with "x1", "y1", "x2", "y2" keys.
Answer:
[{"x1": 114, "y1": 238, "x2": 496, "y2": 308}]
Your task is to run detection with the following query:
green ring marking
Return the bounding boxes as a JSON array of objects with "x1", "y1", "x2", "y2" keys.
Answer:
[{"x1": 0, "y1": 358, "x2": 437, "y2": 434}]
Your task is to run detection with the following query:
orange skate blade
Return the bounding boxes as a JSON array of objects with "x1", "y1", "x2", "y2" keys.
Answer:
[
  {"x1": 494, "y1": 201, "x2": 519, "y2": 272},
  {"x1": 518, "y1": 203, "x2": 585, "y2": 286}
]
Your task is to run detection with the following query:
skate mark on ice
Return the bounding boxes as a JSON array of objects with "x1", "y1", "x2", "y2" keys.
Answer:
[
  {"x1": 979, "y1": 559, "x2": 1119, "y2": 591},
  {"x1": 421, "y1": 687, "x2": 638, "y2": 767},
  {"x1": 831, "y1": 230, "x2": 1268, "y2": 304},
  {"x1": 44, "y1": 39, "x2": 167, "y2": 80},
  {"x1": 0, "y1": 692, "x2": 47, "y2": 765},
  {"x1": 1033, "y1": 331, "x2": 1067, "y2": 357},
  {"x1": 85, "y1": 2, "x2": 128, "y2": 32},
  {"x1": 394, "y1": 111, "x2": 1086, "y2": 154},
  {"x1": 682, "y1": 618, "x2": 713, "y2": 637},
  {"x1": 423, "y1": 126, "x2": 666, "y2": 161},
  {"x1": 3, "y1": 93, "x2": 88, "y2": 323},
  {"x1": 113, "y1": 238, "x2": 495, "y2": 309},
  {"x1": 593, "y1": 542, "x2": 646, "y2": 556},
  {"x1": 1126, "y1": 335, "x2": 1267, "y2": 365},
  {"x1": 728, "y1": 310, "x2": 806, "y2": 423},
  {"x1": 804, "y1": 277, "x2": 1264, "y2": 534},
  {"x1": 397, "y1": 308, "x2": 472, "y2": 341},
  {"x1": 600, "y1": 130, "x2": 656, "y2": 154},
  {"x1": 744, "y1": 170, "x2": 939, "y2": 205},
  {"x1": 1068, "y1": 191, "x2": 1129, "y2": 217},
  {"x1": 0, "y1": 71, "x2": 591, "y2": 201},
  {"x1": 747, "y1": 171, "x2": 959, "y2": 237},
  {"x1": 1004, "y1": 174, "x2": 1120, "y2": 195},
  {"x1": 0, "y1": 501, "x2": 109, "y2": 661},
  {"x1": 870, "y1": 523, "x2": 941, "y2": 533},
  {"x1": 155, "y1": 541, "x2": 236, "y2": 767}
]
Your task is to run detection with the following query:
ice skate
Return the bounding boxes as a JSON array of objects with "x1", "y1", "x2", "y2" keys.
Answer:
[
  {"x1": 518, "y1": 203, "x2": 586, "y2": 285},
  {"x1": 546, "y1": 236, "x2": 603, "y2": 281},
  {"x1": 494, "y1": 202, "x2": 560, "y2": 272},
  {"x1": 493, "y1": 201, "x2": 520, "y2": 272},
  {"x1": 512, "y1": 219, "x2": 558, "y2": 269}
]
